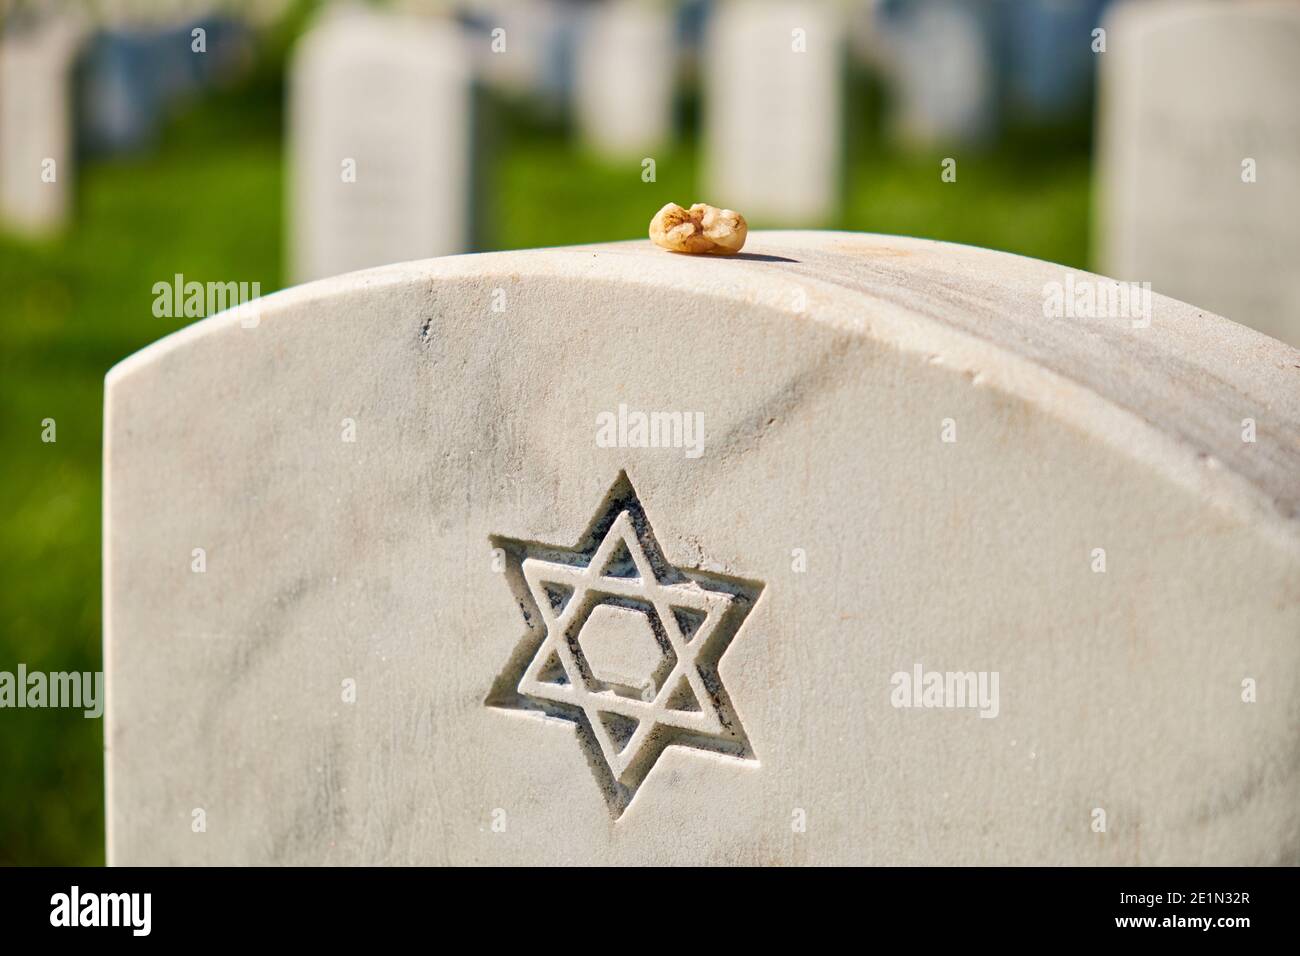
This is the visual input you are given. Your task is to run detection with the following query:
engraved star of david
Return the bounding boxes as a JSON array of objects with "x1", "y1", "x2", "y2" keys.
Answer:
[{"x1": 486, "y1": 472, "x2": 763, "y2": 817}]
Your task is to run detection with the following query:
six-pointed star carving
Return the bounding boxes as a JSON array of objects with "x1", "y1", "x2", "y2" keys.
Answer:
[{"x1": 486, "y1": 472, "x2": 763, "y2": 817}]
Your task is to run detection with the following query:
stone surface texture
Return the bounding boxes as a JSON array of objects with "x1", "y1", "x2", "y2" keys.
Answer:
[{"x1": 105, "y1": 232, "x2": 1300, "y2": 865}]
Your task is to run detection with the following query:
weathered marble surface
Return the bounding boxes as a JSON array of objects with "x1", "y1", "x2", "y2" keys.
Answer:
[
  {"x1": 105, "y1": 232, "x2": 1300, "y2": 864},
  {"x1": 1096, "y1": 0, "x2": 1300, "y2": 347}
]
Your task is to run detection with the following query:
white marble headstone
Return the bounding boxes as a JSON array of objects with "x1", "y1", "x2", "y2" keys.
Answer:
[
  {"x1": 573, "y1": 0, "x2": 675, "y2": 159},
  {"x1": 1096, "y1": 0, "x2": 1300, "y2": 347},
  {"x1": 702, "y1": 0, "x2": 843, "y2": 225},
  {"x1": 287, "y1": 7, "x2": 474, "y2": 283},
  {"x1": 105, "y1": 232, "x2": 1300, "y2": 865},
  {"x1": 0, "y1": 14, "x2": 85, "y2": 235}
]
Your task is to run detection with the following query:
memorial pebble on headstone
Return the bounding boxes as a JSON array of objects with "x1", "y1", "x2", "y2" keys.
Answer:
[
  {"x1": 104, "y1": 231, "x2": 1300, "y2": 864},
  {"x1": 702, "y1": 0, "x2": 844, "y2": 225},
  {"x1": 287, "y1": 6, "x2": 476, "y2": 283},
  {"x1": 1096, "y1": 0, "x2": 1300, "y2": 347},
  {"x1": 0, "y1": 11, "x2": 86, "y2": 235},
  {"x1": 573, "y1": 0, "x2": 676, "y2": 160}
]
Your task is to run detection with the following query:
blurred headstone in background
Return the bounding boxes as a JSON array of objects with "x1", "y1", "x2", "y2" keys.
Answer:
[
  {"x1": 573, "y1": 0, "x2": 676, "y2": 160},
  {"x1": 288, "y1": 5, "x2": 475, "y2": 283},
  {"x1": 77, "y1": 7, "x2": 253, "y2": 156},
  {"x1": 76, "y1": 27, "x2": 161, "y2": 153},
  {"x1": 876, "y1": 0, "x2": 999, "y2": 148},
  {"x1": 460, "y1": 0, "x2": 580, "y2": 116},
  {"x1": 1096, "y1": 0, "x2": 1300, "y2": 347},
  {"x1": 1002, "y1": 0, "x2": 1109, "y2": 126},
  {"x1": 703, "y1": 0, "x2": 843, "y2": 226},
  {"x1": 0, "y1": 8, "x2": 87, "y2": 235}
]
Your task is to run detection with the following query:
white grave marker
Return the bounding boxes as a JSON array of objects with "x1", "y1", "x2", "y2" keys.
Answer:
[
  {"x1": 1096, "y1": 0, "x2": 1300, "y2": 346},
  {"x1": 702, "y1": 0, "x2": 843, "y2": 225},
  {"x1": 105, "y1": 232, "x2": 1300, "y2": 864},
  {"x1": 0, "y1": 14, "x2": 85, "y2": 235},
  {"x1": 287, "y1": 7, "x2": 474, "y2": 283},
  {"x1": 573, "y1": 0, "x2": 676, "y2": 159}
]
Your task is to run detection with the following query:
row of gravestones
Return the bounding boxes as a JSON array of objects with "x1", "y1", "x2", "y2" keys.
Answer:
[
  {"x1": 285, "y1": 0, "x2": 845, "y2": 282},
  {"x1": 3, "y1": 0, "x2": 1299, "y2": 346},
  {"x1": 0, "y1": 4, "x2": 251, "y2": 232},
  {"x1": 58, "y1": 4, "x2": 1296, "y2": 869},
  {"x1": 297, "y1": 0, "x2": 1300, "y2": 352}
]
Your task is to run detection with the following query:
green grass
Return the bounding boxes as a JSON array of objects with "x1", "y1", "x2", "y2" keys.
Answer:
[
  {"x1": 0, "y1": 73, "x2": 1092, "y2": 865},
  {"x1": 0, "y1": 90, "x2": 282, "y2": 866},
  {"x1": 492, "y1": 113, "x2": 1092, "y2": 268}
]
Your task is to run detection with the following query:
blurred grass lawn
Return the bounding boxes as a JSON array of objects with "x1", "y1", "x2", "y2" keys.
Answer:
[{"x1": 0, "y1": 69, "x2": 1090, "y2": 865}]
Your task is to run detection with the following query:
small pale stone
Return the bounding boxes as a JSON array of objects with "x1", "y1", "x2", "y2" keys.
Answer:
[{"x1": 649, "y1": 202, "x2": 748, "y2": 255}]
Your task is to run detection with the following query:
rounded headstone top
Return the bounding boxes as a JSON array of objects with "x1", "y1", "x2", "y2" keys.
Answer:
[{"x1": 110, "y1": 231, "x2": 1300, "y2": 534}]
